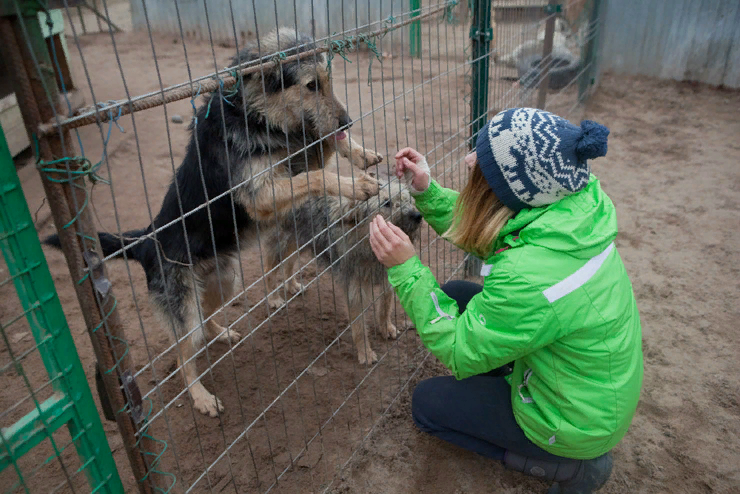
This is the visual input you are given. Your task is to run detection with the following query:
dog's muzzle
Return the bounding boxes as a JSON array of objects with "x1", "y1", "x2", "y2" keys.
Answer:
[
  {"x1": 338, "y1": 113, "x2": 353, "y2": 130},
  {"x1": 335, "y1": 114, "x2": 353, "y2": 141}
]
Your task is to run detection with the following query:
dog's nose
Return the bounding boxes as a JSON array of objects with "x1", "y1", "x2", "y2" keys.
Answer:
[
  {"x1": 339, "y1": 113, "x2": 352, "y2": 129},
  {"x1": 410, "y1": 211, "x2": 423, "y2": 223}
]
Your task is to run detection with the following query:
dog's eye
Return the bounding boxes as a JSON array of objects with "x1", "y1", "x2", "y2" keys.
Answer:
[
  {"x1": 306, "y1": 80, "x2": 318, "y2": 91},
  {"x1": 382, "y1": 200, "x2": 391, "y2": 208}
]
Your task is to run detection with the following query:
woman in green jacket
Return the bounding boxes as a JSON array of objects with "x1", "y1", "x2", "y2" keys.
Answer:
[{"x1": 368, "y1": 108, "x2": 643, "y2": 494}]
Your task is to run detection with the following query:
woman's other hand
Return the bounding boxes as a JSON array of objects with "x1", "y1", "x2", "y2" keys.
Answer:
[
  {"x1": 395, "y1": 147, "x2": 430, "y2": 194},
  {"x1": 369, "y1": 215, "x2": 417, "y2": 268}
]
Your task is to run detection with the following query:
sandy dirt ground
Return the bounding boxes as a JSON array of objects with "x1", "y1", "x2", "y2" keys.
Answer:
[
  {"x1": 1, "y1": 5, "x2": 739, "y2": 494},
  {"x1": 332, "y1": 77, "x2": 740, "y2": 494}
]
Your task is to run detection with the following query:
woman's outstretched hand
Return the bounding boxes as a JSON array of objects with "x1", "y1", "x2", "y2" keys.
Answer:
[
  {"x1": 369, "y1": 215, "x2": 416, "y2": 268},
  {"x1": 395, "y1": 147, "x2": 430, "y2": 194}
]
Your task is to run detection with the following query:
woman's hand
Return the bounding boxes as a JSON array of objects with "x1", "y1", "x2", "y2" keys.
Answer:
[
  {"x1": 395, "y1": 147, "x2": 430, "y2": 194},
  {"x1": 369, "y1": 215, "x2": 417, "y2": 268}
]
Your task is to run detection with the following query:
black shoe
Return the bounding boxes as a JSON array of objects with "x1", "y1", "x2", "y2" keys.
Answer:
[{"x1": 546, "y1": 452, "x2": 613, "y2": 494}]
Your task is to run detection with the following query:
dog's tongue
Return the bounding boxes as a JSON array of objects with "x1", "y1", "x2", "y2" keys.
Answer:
[{"x1": 335, "y1": 131, "x2": 347, "y2": 140}]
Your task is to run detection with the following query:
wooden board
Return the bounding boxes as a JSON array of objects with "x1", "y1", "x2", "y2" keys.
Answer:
[
  {"x1": 0, "y1": 0, "x2": 83, "y2": 16},
  {"x1": 0, "y1": 94, "x2": 30, "y2": 158}
]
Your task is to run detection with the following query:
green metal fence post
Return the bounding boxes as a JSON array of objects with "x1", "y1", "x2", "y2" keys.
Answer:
[
  {"x1": 410, "y1": 0, "x2": 421, "y2": 58},
  {"x1": 0, "y1": 4, "x2": 170, "y2": 491},
  {"x1": 578, "y1": 0, "x2": 603, "y2": 103},
  {"x1": 464, "y1": 0, "x2": 492, "y2": 277},
  {"x1": 0, "y1": 123, "x2": 125, "y2": 493},
  {"x1": 468, "y1": 0, "x2": 492, "y2": 151}
]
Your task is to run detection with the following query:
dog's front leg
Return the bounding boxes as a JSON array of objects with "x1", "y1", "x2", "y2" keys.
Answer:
[
  {"x1": 336, "y1": 135, "x2": 383, "y2": 169},
  {"x1": 347, "y1": 280, "x2": 377, "y2": 365},
  {"x1": 380, "y1": 288, "x2": 398, "y2": 339},
  {"x1": 263, "y1": 228, "x2": 301, "y2": 309},
  {"x1": 248, "y1": 171, "x2": 379, "y2": 221}
]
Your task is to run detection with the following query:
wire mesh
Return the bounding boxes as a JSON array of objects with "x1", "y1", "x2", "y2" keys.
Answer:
[
  {"x1": 6, "y1": 0, "x2": 603, "y2": 491},
  {"x1": 0, "y1": 124, "x2": 123, "y2": 492},
  {"x1": 489, "y1": 0, "x2": 600, "y2": 123},
  {"x1": 0, "y1": 320, "x2": 79, "y2": 493}
]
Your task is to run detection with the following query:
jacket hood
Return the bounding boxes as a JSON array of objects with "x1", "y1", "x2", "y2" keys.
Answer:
[{"x1": 496, "y1": 176, "x2": 617, "y2": 259}]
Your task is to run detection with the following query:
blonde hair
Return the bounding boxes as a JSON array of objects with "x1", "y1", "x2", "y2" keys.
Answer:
[{"x1": 444, "y1": 164, "x2": 516, "y2": 258}]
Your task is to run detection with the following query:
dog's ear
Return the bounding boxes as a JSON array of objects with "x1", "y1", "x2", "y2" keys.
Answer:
[
  {"x1": 229, "y1": 47, "x2": 298, "y2": 93},
  {"x1": 261, "y1": 70, "x2": 284, "y2": 93},
  {"x1": 260, "y1": 64, "x2": 301, "y2": 93},
  {"x1": 336, "y1": 198, "x2": 372, "y2": 226}
]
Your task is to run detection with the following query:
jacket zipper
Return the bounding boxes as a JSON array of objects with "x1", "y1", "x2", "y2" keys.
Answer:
[{"x1": 518, "y1": 368, "x2": 534, "y2": 404}]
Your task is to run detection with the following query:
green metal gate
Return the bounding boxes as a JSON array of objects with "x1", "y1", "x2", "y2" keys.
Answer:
[{"x1": 0, "y1": 123, "x2": 124, "y2": 493}]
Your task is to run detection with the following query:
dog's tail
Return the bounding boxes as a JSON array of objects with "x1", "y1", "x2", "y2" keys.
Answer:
[{"x1": 42, "y1": 227, "x2": 149, "y2": 263}]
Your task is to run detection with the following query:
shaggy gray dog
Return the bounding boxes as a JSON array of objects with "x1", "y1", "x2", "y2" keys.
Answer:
[{"x1": 265, "y1": 180, "x2": 423, "y2": 364}]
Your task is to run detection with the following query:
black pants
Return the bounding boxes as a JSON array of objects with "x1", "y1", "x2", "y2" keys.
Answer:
[{"x1": 411, "y1": 280, "x2": 567, "y2": 462}]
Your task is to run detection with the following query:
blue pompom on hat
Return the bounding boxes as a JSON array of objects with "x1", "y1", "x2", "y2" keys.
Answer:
[{"x1": 475, "y1": 107, "x2": 610, "y2": 212}]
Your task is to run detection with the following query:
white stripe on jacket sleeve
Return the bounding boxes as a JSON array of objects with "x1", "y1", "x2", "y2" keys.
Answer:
[
  {"x1": 542, "y1": 243, "x2": 615, "y2": 303},
  {"x1": 429, "y1": 292, "x2": 455, "y2": 324}
]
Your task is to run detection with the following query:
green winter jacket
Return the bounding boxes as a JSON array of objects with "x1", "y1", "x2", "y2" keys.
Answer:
[{"x1": 388, "y1": 175, "x2": 643, "y2": 459}]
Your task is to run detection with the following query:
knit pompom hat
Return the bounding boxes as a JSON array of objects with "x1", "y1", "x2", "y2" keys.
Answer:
[{"x1": 475, "y1": 107, "x2": 610, "y2": 212}]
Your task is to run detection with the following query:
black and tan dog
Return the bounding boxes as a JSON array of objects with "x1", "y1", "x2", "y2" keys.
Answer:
[
  {"x1": 44, "y1": 28, "x2": 383, "y2": 417},
  {"x1": 264, "y1": 180, "x2": 423, "y2": 365}
]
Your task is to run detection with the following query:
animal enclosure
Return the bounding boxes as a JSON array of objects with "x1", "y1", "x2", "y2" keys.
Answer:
[{"x1": 0, "y1": 0, "x2": 604, "y2": 492}]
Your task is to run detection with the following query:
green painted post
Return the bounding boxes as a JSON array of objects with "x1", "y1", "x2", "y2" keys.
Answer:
[
  {"x1": 1, "y1": 3, "x2": 171, "y2": 491},
  {"x1": 468, "y1": 0, "x2": 492, "y2": 150},
  {"x1": 464, "y1": 0, "x2": 492, "y2": 277},
  {"x1": 0, "y1": 123, "x2": 125, "y2": 493},
  {"x1": 410, "y1": 0, "x2": 421, "y2": 58},
  {"x1": 578, "y1": 0, "x2": 602, "y2": 102}
]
